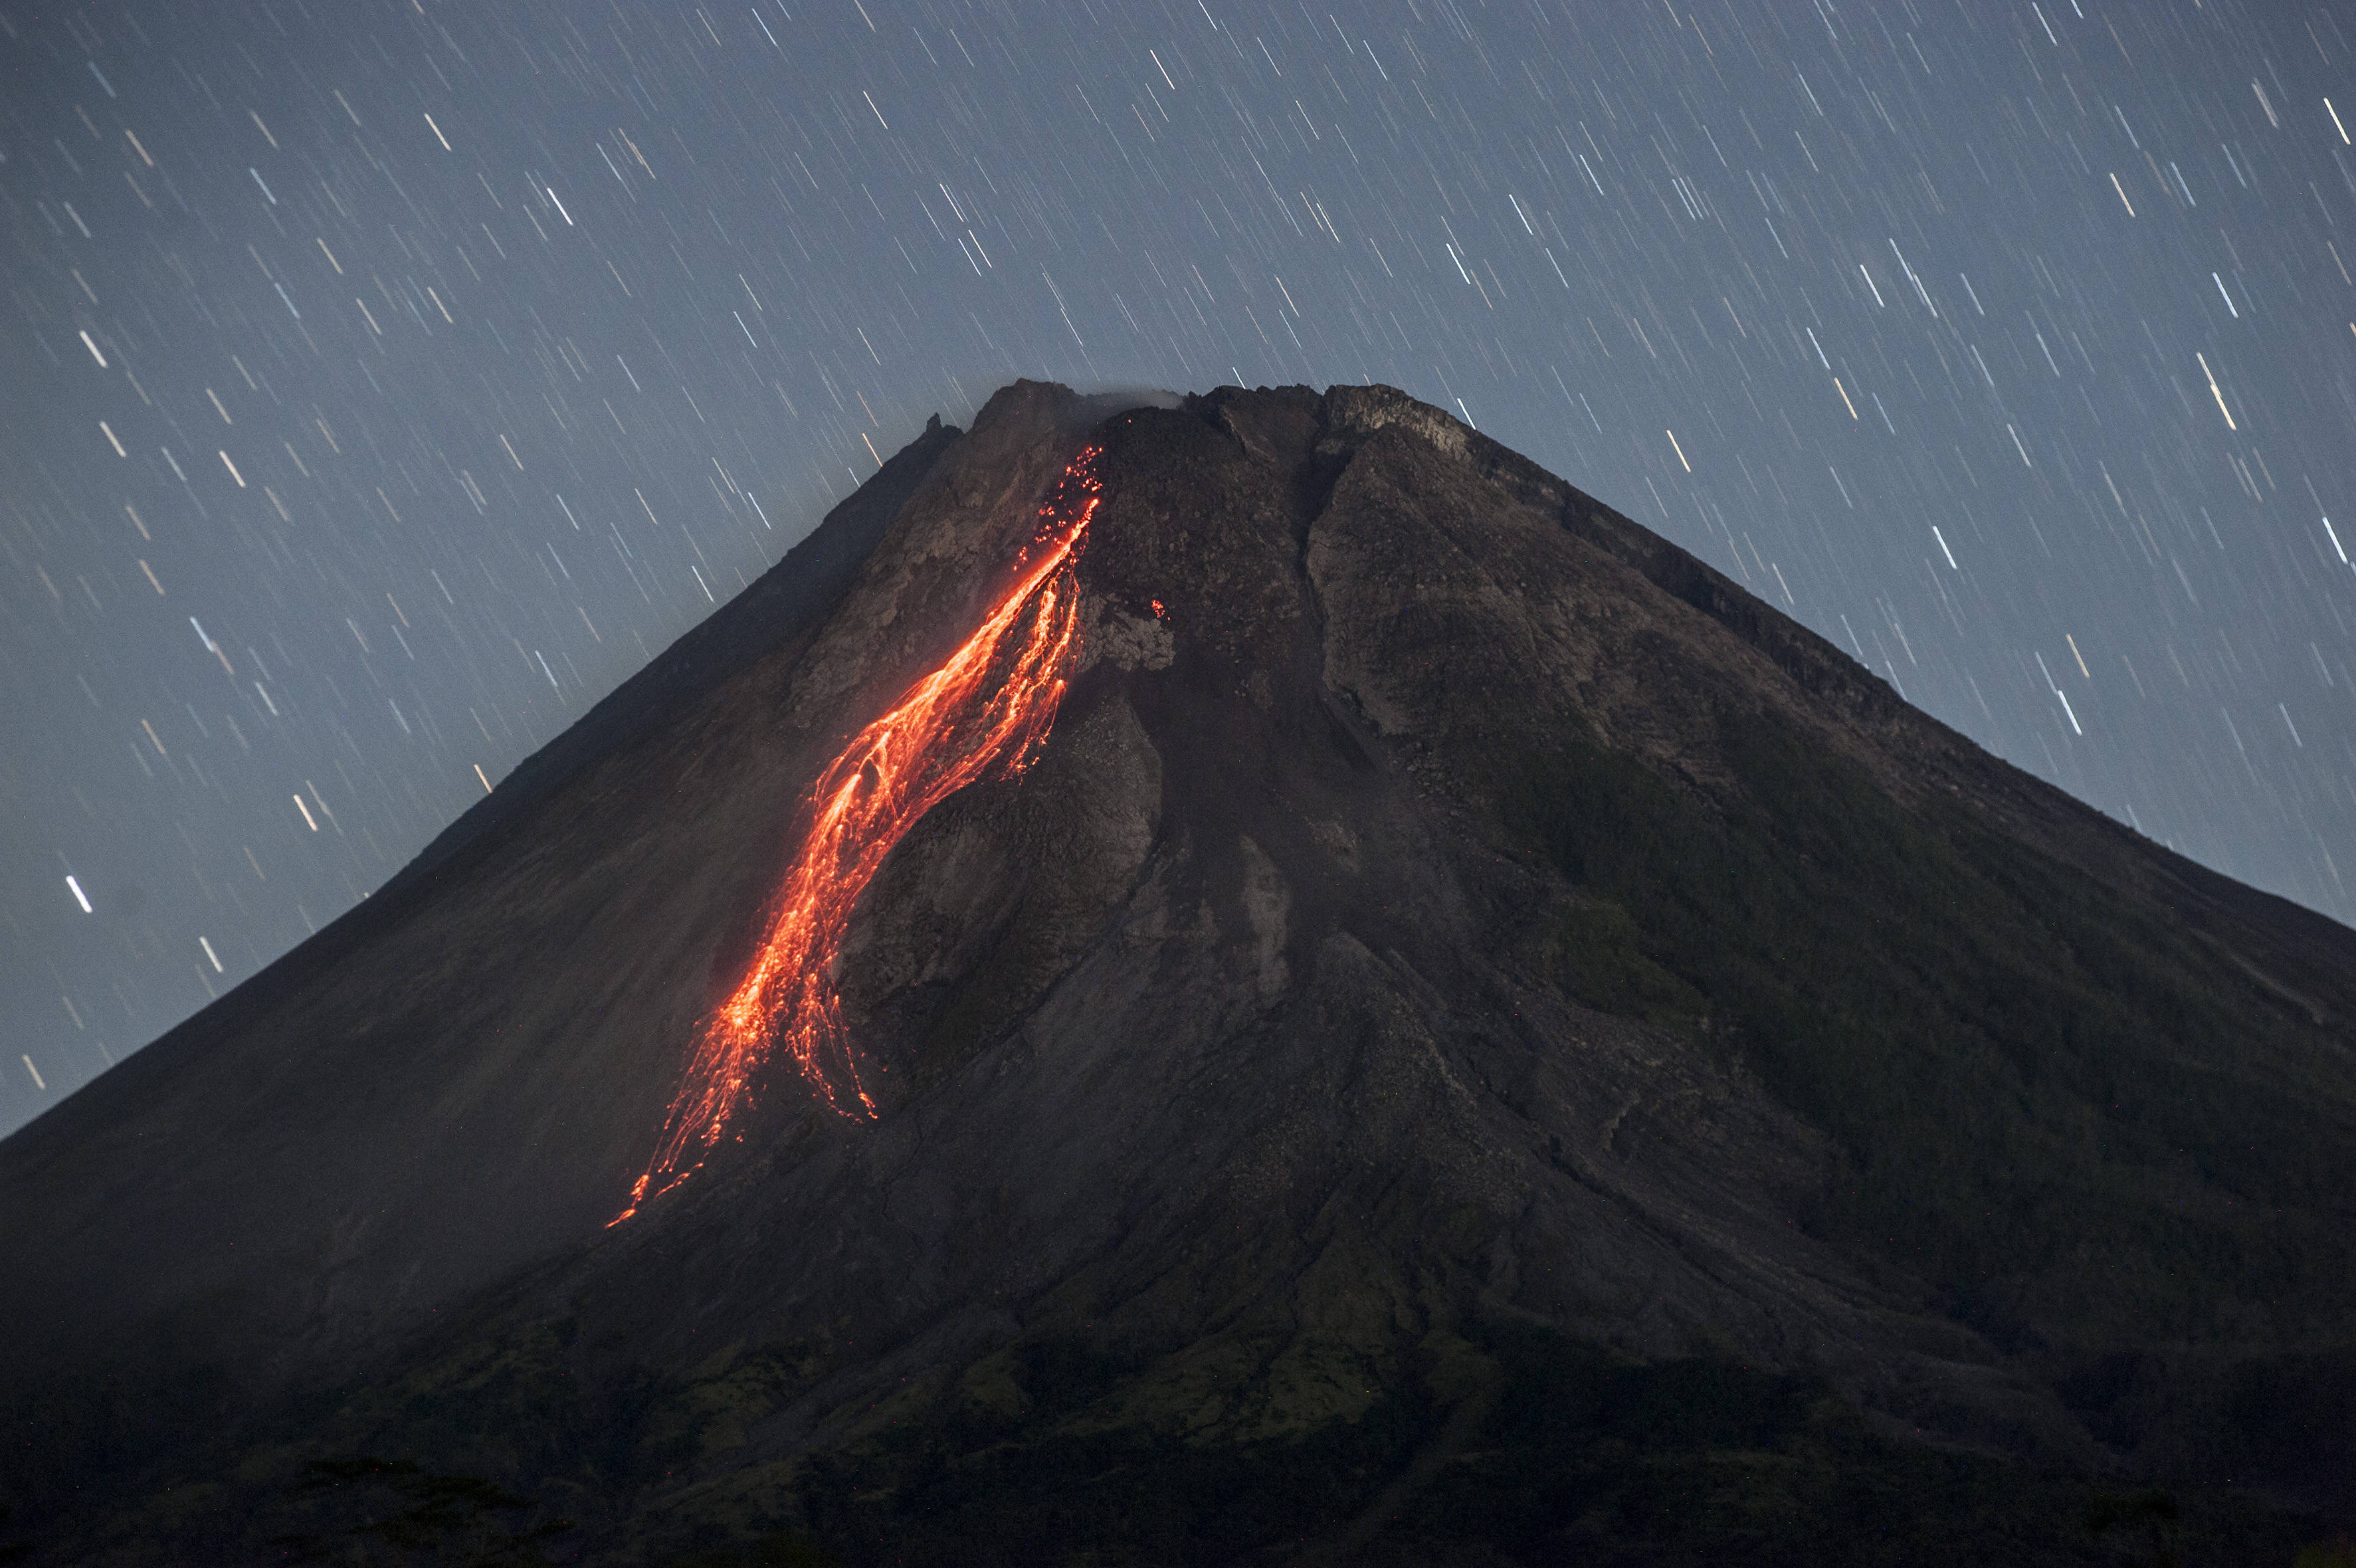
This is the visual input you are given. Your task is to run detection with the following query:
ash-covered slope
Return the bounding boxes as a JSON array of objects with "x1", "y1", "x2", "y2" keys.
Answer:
[{"x1": 7, "y1": 383, "x2": 2355, "y2": 1565}]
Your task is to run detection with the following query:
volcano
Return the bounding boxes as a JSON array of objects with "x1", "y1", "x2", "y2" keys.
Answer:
[{"x1": 5, "y1": 382, "x2": 2354, "y2": 1565}]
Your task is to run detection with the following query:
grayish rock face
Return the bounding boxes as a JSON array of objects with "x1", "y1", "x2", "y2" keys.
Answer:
[{"x1": 6, "y1": 381, "x2": 2354, "y2": 1557}]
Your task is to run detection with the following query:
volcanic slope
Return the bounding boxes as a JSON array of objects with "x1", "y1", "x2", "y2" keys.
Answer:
[{"x1": 5, "y1": 381, "x2": 2354, "y2": 1565}]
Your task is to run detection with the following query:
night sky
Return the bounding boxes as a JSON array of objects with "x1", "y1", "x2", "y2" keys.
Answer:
[{"x1": 5, "y1": 0, "x2": 2355, "y2": 1135}]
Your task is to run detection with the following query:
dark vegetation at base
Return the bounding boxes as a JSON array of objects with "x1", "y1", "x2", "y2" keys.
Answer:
[
  {"x1": 1498, "y1": 713, "x2": 2356, "y2": 1413},
  {"x1": 23, "y1": 1317, "x2": 2331, "y2": 1565},
  {"x1": 662, "y1": 1535, "x2": 842, "y2": 1568},
  {"x1": 787, "y1": 1337, "x2": 1430, "y2": 1567},
  {"x1": 263, "y1": 1457, "x2": 572, "y2": 1565},
  {"x1": 1385, "y1": 1323, "x2": 2313, "y2": 1568},
  {"x1": 0, "y1": 1349, "x2": 234, "y2": 1544},
  {"x1": 661, "y1": 1324, "x2": 2319, "y2": 1567}
]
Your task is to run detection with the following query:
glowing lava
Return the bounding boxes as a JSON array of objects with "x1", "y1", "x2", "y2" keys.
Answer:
[{"x1": 613, "y1": 446, "x2": 1106, "y2": 1223}]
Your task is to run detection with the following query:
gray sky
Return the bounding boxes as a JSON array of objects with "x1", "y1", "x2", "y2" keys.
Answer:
[{"x1": 5, "y1": 0, "x2": 2355, "y2": 1135}]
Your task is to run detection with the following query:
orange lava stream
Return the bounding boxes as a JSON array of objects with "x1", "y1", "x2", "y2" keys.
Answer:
[{"x1": 613, "y1": 447, "x2": 1105, "y2": 1224}]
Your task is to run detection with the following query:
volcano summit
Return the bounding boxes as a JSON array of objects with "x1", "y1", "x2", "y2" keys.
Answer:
[{"x1": 5, "y1": 382, "x2": 2354, "y2": 1564}]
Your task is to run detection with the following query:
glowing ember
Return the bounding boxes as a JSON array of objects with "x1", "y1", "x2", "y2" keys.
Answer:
[{"x1": 613, "y1": 446, "x2": 1106, "y2": 1224}]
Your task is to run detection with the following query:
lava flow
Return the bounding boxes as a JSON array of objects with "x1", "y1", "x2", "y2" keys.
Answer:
[{"x1": 612, "y1": 446, "x2": 1106, "y2": 1224}]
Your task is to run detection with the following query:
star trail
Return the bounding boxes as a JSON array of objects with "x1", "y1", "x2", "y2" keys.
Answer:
[{"x1": 4, "y1": 0, "x2": 2354, "y2": 1133}]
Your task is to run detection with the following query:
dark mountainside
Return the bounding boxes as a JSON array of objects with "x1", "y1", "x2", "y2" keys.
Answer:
[{"x1": 4, "y1": 381, "x2": 2354, "y2": 1565}]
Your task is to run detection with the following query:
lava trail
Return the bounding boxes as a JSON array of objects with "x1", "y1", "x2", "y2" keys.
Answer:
[{"x1": 614, "y1": 447, "x2": 1105, "y2": 1223}]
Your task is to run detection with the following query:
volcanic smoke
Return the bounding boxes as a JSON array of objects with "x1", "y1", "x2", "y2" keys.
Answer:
[{"x1": 613, "y1": 448, "x2": 1106, "y2": 1224}]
